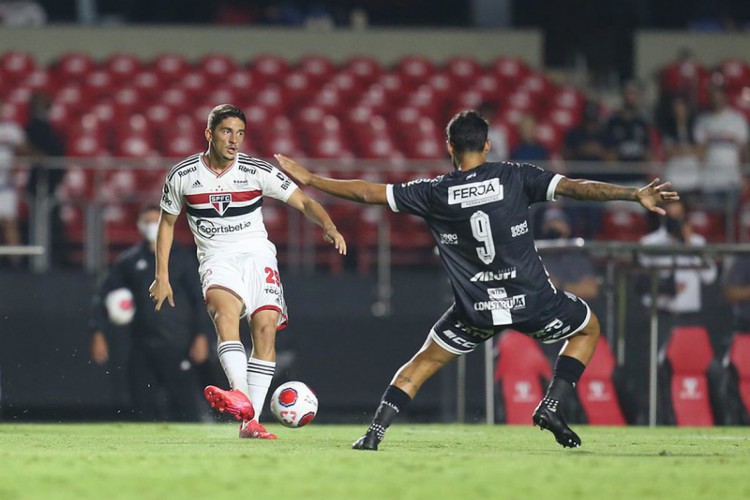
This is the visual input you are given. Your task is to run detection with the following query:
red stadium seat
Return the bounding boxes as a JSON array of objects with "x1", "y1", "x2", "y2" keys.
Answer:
[
  {"x1": 23, "y1": 69, "x2": 53, "y2": 94},
  {"x1": 444, "y1": 56, "x2": 483, "y2": 84},
  {"x1": 718, "y1": 59, "x2": 750, "y2": 93},
  {"x1": 1, "y1": 51, "x2": 36, "y2": 84},
  {"x1": 725, "y1": 333, "x2": 750, "y2": 424},
  {"x1": 596, "y1": 207, "x2": 647, "y2": 241},
  {"x1": 662, "y1": 326, "x2": 715, "y2": 426},
  {"x1": 298, "y1": 55, "x2": 336, "y2": 85},
  {"x1": 104, "y1": 53, "x2": 143, "y2": 84},
  {"x1": 132, "y1": 70, "x2": 161, "y2": 102},
  {"x1": 161, "y1": 87, "x2": 190, "y2": 112},
  {"x1": 425, "y1": 72, "x2": 456, "y2": 101},
  {"x1": 0, "y1": 101, "x2": 27, "y2": 126},
  {"x1": 328, "y1": 72, "x2": 363, "y2": 103},
  {"x1": 83, "y1": 70, "x2": 115, "y2": 102},
  {"x1": 688, "y1": 208, "x2": 726, "y2": 243},
  {"x1": 53, "y1": 85, "x2": 85, "y2": 112},
  {"x1": 489, "y1": 57, "x2": 531, "y2": 87},
  {"x1": 199, "y1": 54, "x2": 238, "y2": 83},
  {"x1": 281, "y1": 72, "x2": 313, "y2": 109},
  {"x1": 111, "y1": 87, "x2": 145, "y2": 117},
  {"x1": 395, "y1": 56, "x2": 436, "y2": 89},
  {"x1": 251, "y1": 55, "x2": 292, "y2": 86},
  {"x1": 494, "y1": 330, "x2": 551, "y2": 424},
  {"x1": 342, "y1": 56, "x2": 382, "y2": 85},
  {"x1": 253, "y1": 85, "x2": 285, "y2": 116},
  {"x1": 54, "y1": 52, "x2": 96, "y2": 84},
  {"x1": 180, "y1": 70, "x2": 210, "y2": 100},
  {"x1": 226, "y1": 69, "x2": 258, "y2": 102},
  {"x1": 152, "y1": 54, "x2": 190, "y2": 84},
  {"x1": 577, "y1": 337, "x2": 627, "y2": 425}
]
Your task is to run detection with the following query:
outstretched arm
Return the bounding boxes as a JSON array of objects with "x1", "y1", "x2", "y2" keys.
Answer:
[
  {"x1": 148, "y1": 210, "x2": 178, "y2": 310},
  {"x1": 275, "y1": 154, "x2": 388, "y2": 205},
  {"x1": 285, "y1": 188, "x2": 347, "y2": 255},
  {"x1": 555, "y1": 177, "x2": 679, "y2": 216}
]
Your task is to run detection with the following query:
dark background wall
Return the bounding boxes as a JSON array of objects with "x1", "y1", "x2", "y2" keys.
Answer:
[{"x1": 0, "y1": 267, "x2": 735, "y2": 423}]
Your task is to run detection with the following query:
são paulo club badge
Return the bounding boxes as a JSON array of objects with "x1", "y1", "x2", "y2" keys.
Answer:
[{"x1": 209, "y1": 194, "x2": 232, "y2": 215}]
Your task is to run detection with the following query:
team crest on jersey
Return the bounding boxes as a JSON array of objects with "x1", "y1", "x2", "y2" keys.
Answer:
[{"x1": 209, "y1": 194, "x2": 232, "y2": 215}]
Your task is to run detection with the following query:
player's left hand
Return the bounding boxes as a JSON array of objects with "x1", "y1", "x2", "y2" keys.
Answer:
[
  {"x1": 149, "y1": 277, "x2": 174, "y2": 311},
  {"x1": 324, "y1": 227, "x2": 347, "y2": 255},
  {"x1": 636, "y1": 178, "x2": 680, "y2": 216}
]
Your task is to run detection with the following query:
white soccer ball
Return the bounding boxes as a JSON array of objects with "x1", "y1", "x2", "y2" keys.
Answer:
[
  {"x1": 105, "y1": 288, "x2": 135, "y2": 325},
  {"x1": 270, "y1": 381, "x2": 318, "y2": 428}
]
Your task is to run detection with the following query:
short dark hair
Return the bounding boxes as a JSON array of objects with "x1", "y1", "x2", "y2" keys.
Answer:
[
  {"x1": 207, "y1": 104, "x2": 247, "y2": 132},
  {"x1": 446, "y1": 110, "x2": 488, "y2": 154}
]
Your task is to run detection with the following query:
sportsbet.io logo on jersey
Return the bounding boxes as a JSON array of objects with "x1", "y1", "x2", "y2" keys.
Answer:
[
  {"x1": 448, "y1": 178, "x2": 503, "y2": 208},
  {"x1": 196, "y1": 219, "x2": 252, "y2": 239}
]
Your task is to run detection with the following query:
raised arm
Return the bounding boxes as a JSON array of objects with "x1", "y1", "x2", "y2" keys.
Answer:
[
  {"x1": 148, "y1": 210, "x2": 178, "y2": 310},
  {"x1": 285, "y1": 188, "x2": 347, "y2": 255},
  {"x1": 555, "y1": 177, "x2": 679, "y2": 216},
  {"x1": 275, "y1": 154, "x2": 388, "y2": 205}
]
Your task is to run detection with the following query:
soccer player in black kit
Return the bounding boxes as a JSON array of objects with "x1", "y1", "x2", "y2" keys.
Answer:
[{"x1": 275, "y1": 110, "x2": 679, "y2": 450}]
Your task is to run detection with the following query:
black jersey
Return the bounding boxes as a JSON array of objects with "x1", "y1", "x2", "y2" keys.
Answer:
[{"x1": 387, "y1": 161, "x2": 564, "y2": 329}]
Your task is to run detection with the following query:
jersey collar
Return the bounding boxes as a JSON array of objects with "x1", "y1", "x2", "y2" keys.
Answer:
[{"x1": 201, "y1": 152, "x2": 238, "y2": 178}]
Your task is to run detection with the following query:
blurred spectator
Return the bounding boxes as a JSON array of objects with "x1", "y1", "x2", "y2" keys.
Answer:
[
  {"x1": 24, "y1": 92, "x2": 67, "y2": 268},
  {"x1": 479, "y1": 103, "x2": 509, "y2": 162},
  {"x1": 0, "y1": 1, "x2": 47, "y2": 26},
  {"x1": 509, "y1": 114, "x2": 549, "y2": 162},
  {"x1": 0, "y1": 99, "x2": 25, "y2": 267},
  {"x1": 603, "y1": 81, "x2": 652, "y2": 183},
  {"x1": 563, "y1": 100, "x2": 607, "y2": 164},
  {"x1": 89, "y1": 205, "x2": 213, "y2": 421},
  {"x1": 693, "y1": 84, "x2": 749, "y2": 208},
  {"x1": 560, "y1": 101, "x2": 607, "y2": 238},
  {"x1": 721, "y1": 254, "x2": 750, "y2": 354},
  {"x1": 658, "y1": 95, "x2": 701, "y2": 195},
  {"x1": 638, "y1": 200, "x2": 717, "y2": 347},
  {"x1": 538, "y1": 207, "x2": 600, "y2": 302}
]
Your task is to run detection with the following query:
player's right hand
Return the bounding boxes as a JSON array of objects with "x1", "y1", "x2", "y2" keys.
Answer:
[
  {"x1": 149, "y1": 277, "x2": 175, "y2": 311},
  {"x1": 274, "y1": 154, "x2": 313, "y2": 185},
  {"x1": 90, "y1": 331, "x2": 109, "y2": 365}
]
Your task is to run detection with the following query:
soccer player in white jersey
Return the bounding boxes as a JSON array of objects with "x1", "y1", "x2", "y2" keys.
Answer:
[{"x1": 149, "y1": 104, "x2": 346, "y2": 439}]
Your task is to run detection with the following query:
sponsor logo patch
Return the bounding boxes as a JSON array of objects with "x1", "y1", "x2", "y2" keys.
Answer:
[
  {"x1": 448, "y1": 178, "x2": 503, "y2": 208},
  {"x1": 209, "y1": 194, "x2": 232, "y2": 215},
  {"x1": 470, "y1": 268, "x2": 517, "y2": 282},
  {"x1": 178, "y1": 166, "x2": 197, "y2": 177},
  {"x1": 439, "y1": 233, "x2": 459, "y2": 245},
  {"x1": 473, "y1": 294, "x2": 526, "y2": 311},
  {"x1": 511, "y1": 220, "x2": 528, "y2": 238},
  {"x1": 196, "y1": 218, "x2": 251, "y2": 238}
]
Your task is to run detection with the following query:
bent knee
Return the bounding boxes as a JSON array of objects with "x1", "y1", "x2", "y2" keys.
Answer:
[{"x1": 580, "y1": 312, "x2": 601, "y2": 340}]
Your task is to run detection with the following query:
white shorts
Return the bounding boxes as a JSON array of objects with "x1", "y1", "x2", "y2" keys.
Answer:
[
  {"x1": 199, "y1": 252, "x2": 288, "y2": 330},
  {"x1": 0, "y1": 187, "x2": 18, "y2": 219}
]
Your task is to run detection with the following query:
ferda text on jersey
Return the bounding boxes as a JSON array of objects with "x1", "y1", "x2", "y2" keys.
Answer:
[{"x1": 448, "y1": 178, "x2": 503, "y2": 208}]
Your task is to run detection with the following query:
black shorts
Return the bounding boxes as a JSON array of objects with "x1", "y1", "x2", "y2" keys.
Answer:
[{"x1": 429, "y1": 291, "x2": 592, "y2": 355}]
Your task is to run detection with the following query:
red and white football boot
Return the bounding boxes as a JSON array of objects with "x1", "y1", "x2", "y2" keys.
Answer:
[
  {"x1": 204, "y1": 385, "x2": 255, "y2": 422},
  {"x1": 239, "y1": 419, "x2": 277, "y2": 440}
]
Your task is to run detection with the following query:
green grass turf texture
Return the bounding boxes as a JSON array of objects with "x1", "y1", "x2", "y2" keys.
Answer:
[{"x1": 0, "y1": 423, "x2": 748, "y2": 500}]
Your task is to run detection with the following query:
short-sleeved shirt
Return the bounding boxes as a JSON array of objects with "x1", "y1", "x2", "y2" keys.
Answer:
[
  {"x1": 160, "y1": 152, "x2": 298, "y2": 262},
  {"x1": 386, "y1": 161, "x2": 564, "y2": 328}
]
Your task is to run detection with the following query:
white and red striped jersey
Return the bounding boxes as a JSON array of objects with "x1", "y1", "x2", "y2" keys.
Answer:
[{"x1": 160, "y1": 152, "x2": 298, "y2": 261}]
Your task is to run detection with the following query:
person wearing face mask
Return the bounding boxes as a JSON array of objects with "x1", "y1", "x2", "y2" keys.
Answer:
[
  {"x1": 638, "y1": 200, "x2": 717, "y2": 346},
  {"x1": 89, "y1": 205, "x2": 212, "y2": 421}
]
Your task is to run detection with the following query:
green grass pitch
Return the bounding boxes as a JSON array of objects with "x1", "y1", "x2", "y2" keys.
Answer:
[{"x1": 0, "y1": 423, "x2": 748, "y2": 499}]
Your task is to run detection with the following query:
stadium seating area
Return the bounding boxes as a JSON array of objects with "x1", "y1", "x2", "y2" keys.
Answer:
[
  {"x1": 2, "y1": 50, "x2": 750, "y2": 266},
  {"x1": 0, "y1": 51, "x2": 586, "y2": 160}
]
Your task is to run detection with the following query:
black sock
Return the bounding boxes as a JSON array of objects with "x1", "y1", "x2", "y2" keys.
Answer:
[
  {"x1": 367, "y1": 385, "x2": 412, "y2": 441},
  {"x1": 542, "y1": 355, "x2": 586, "y2": 408}
]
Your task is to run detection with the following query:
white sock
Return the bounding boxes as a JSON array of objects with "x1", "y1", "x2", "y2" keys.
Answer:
[
  {"x1": 246, "y1": 357, "x2": 276, "y2": 420},
  {"x1": 217, "y1": 341, "x2": 248, "y2": 397}
]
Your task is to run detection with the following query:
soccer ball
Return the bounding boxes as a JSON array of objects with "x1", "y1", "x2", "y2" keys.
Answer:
[
  {"x1": 270, "y1": 381, "x2": 318, "y2": 428},
  {"x1": 105, "y1": 288, "x2": 135, "y2": 325}
]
